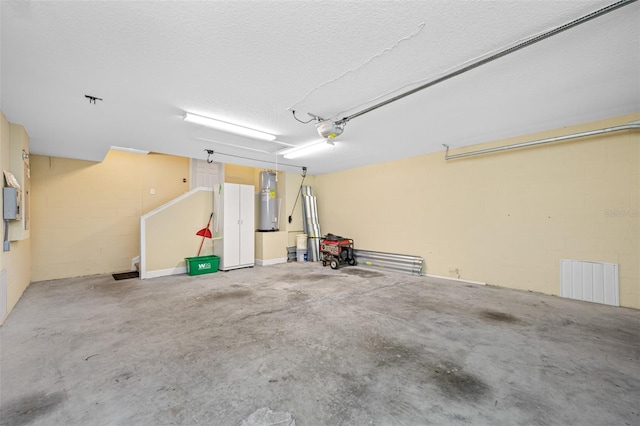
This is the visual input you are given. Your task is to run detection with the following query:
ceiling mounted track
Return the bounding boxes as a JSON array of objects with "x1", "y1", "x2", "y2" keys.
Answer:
[
  {"x1": 202, "y1": 149, "x2": 306, "y2": 171},
  {"x1": 334, "y1": 0, "x2": 637, "y2": 128},
  {"x1": 443, "y1": 123, "x2": 640, "y2": 160}
]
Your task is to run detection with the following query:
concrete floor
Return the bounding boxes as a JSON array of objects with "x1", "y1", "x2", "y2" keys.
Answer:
[{"x1": 1, "y1": 262, "x2": 638, "y2": 426}]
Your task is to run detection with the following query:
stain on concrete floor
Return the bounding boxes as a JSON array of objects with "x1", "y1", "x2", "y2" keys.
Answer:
[
  {"x1": 279, "y1": 273, "x2": 328, "y2": 282},
  {"x1": 343, "y1": 268, "x2": 384, "y2": 278},
  {"x1": 429, "y1": 360, "x2": 490, "y2": 402},
  {"x1": 1, "y1": 392, "x2": 66, "y2": 426},
  {"x1": 480, "y1": 310, "x2": 520, "y2": 323}
]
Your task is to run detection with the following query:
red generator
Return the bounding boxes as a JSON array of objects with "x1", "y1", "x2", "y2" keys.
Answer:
[{"x1": 320, "y1": 234, "x2": 356, "y2": 269}]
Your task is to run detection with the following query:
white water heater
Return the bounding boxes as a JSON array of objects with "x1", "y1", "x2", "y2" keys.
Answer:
[{"x1": 258, "y1": 171, "x2": 278, "y2": 231}]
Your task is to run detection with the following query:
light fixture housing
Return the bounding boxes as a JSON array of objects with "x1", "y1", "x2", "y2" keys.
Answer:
[
  {"x1": 316, "y1": 120, "x2": 344, "y2": 139},
  {"x1": 184, "y1": 112, "x2": 276, "y2": 141},
  {"x1": 282, "y1": 140, "x2": 333, "y2": 159}
]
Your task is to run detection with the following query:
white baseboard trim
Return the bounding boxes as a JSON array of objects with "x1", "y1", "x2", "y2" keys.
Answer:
[
  {"x1": 256, "y1": 257, "x2": 287, "y2": 266},
  {"x1": 423, "y1": 273, "x2": 486, "y2": 286},
  {"x1": 143, "y1": 266, "x2": 187, "y2": 279},
  {"x1": 131, "y1": 256, "x2": 140, "y2": 271}
]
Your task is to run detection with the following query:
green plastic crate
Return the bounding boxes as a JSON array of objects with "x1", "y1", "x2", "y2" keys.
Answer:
[{"x1": 185, "y1": 255, "x2": 219, "y2": 276}]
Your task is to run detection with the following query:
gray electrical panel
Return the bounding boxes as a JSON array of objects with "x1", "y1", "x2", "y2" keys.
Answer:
[{"x1": 3, "y1": 187, "x2": 22, "y2": 220}]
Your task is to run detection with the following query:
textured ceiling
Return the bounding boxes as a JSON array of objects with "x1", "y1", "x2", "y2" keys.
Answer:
[{"x1": 1, "y1": 1, "x2": 638, "y2": 174}]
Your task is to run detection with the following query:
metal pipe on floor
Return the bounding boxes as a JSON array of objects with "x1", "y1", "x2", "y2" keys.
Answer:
[
  {"x1": 443, "y1": 123, "x2": 640, "y2": 160},
  {"x1": 353, "y1": 249, "x2": 424, "y2": 275}
]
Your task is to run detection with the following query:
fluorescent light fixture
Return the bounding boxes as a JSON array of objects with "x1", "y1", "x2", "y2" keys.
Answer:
[
  {"x1": 282, "y1": 140, "x2": 333, "y2": 159},
  {"x1": 272, "y1": 140, "x2": 296, "y2": 147},
  {"x1": 195, "y1": 137, "x2": 273, "y2": 154},
  {"x1": 111, "y1": 146, "x2": 149, "y2": 155},
  {"x1": 184, "y1": 112, "x2": 276, "y2": 141}
]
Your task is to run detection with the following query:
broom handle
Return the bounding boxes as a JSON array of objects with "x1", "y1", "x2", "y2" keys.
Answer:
[
  {"x1": 197, "y1": 213, "x2": 214, "y2": 257},
  {"x1": 197, "y1": 235, "x2": 205, "y2": 257}
]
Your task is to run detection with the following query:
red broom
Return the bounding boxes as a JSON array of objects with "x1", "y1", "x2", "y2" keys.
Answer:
[{"x1": 196, "y1": 213, "x2": 213, "y2": 256}]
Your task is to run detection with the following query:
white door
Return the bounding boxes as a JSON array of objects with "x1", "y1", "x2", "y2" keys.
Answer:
[
  {"x1": 239, "y1": 184, "x2": 255, "y2": 266},
  {"x1": 191, "y1": 159, "x2": 221, "y2": 189},
  {"x1": 223, "y1": 183, "x2": 240, "y2": 268}
]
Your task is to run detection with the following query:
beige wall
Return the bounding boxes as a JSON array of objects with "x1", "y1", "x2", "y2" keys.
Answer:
[
  {"x1": 143, "y1": 189, "x2": 214, "y2": 273},
  {"x1": 141, "y1": 153, "x2": 191, "y2": 213},
  {"x1": 30, "y1": 150, "x2": 189, "y2": 281},
  {"x1": 0, "y1": 113, "x2": 32, "y2": 324},
  {"x1": 315, "y1": 114, "x2": 640, "y2": 309},
  {"x1": 255, "y1": 231, "x2": 288, "y2": 261},
  {"x1": 225, "y1": 164, "x2": 258, "y2": 187}
]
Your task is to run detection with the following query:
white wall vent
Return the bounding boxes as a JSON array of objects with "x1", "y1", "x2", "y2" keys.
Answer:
[
  {"x1": 560, "y1": 260, "x2": 619, "y2": 306},
  {"x1": 0, "y1": 269, "x2": 7, "y2": 321}
]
